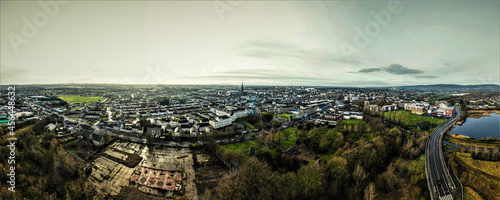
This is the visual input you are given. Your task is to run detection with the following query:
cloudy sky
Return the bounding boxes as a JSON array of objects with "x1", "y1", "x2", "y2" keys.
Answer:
[{"x1": 1, "y1": 1, "x2": 499, "y2": 86}]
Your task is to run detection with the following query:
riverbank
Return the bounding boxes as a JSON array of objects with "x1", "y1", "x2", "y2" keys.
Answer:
[
  {"x1": 445, "y1": 133, "x2": 500, "y2": 149},
  {"x1": 448, "y1": 152, "x2": 500, "y2": 200},
  {"x1": 466, "y1": 109, "x2": 500, "y2": 118}
]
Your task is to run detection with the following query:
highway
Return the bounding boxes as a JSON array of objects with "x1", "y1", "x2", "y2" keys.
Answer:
[{"x1": 426, "y1": 109, "x2": 462, "y2": 200}]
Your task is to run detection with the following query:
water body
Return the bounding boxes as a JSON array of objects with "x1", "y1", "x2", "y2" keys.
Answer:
[{"x1": 449, "y1": 113, "x2": 500, "y2": 139}]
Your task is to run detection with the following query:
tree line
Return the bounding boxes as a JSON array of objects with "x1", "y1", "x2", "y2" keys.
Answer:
[{"x1": 203, "y1": 114, "x2": 430, "y2": 199}]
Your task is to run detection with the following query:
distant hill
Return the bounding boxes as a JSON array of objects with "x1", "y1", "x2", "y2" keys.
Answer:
[{"x1": 396, "y1": 84, "x2": 500, "y2": 92}]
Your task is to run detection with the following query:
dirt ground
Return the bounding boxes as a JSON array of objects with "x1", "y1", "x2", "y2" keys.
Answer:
[
  {"x1": 193, "y1": 150, "x2": 229, "y2": 197},
  {"x1": 88, "y1": 141, "x2": 197, "y2": 199}
]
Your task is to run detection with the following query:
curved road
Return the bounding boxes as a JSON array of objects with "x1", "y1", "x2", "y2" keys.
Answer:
[{"x1": 426, "y1": 109, "x2": 462, "y2": 200}]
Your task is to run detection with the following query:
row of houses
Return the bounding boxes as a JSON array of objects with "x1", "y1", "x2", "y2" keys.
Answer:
[{"x1": 342, "y1": 111, "x2": 363, "y2": 120}]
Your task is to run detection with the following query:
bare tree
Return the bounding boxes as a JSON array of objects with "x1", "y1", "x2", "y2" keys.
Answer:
[{"x1": 364, "y1": 182, "x2": 377, "y2": 200}]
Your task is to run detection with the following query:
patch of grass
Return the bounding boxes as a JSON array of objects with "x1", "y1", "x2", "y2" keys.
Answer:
[
  {"x1": 342, "y1": 119, "x2": 363, "y2": 125},
  {"x1": 276, "y1": 113, "x2": 294, "y2": 119},
  {"x1": 449, "y1": 152, "x2": 500, "y2": 200},
  {"x1": 465, "y1": 187, "x2": 484, "y2": 200},
  {"x1": 319, "y1": 150, "x2": 335, "y2": 162},
  {"x1": 244, "y1": 122, "x2": 256, "y2": 129},
  {"x1": 446, "y1": 136, "x2": 500, "y2": 148},
  {"x1": 455, "y1": 152, "x2": 500, "y2": 177},
  {"x1": 222, "y1": 140, "x2": 258, "y2": 153},
  {"x1": 383, "y1": 110, "x2": 446, "y2": 131},
  {"x1": 280, "y1": 135, "x2": 297, "y2": 149},
  {"x1": 281, "y1": 127, "x2": 295, "y2": 136},
  {"x1": 58, "y1": 95, "x2": 103, "y2": 104},
  {"x1": 408, "y1": 114, "x2": 445, "y2": 126}
]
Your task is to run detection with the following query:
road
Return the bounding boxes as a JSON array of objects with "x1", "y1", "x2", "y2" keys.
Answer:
[{"x1": 426, "y1": 109, "x2": 462, "y2": 200}]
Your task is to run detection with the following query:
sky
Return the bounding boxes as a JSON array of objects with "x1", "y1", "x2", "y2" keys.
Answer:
[{"x1": 1, "y1": 0, "x2": 499, "y2": 86}]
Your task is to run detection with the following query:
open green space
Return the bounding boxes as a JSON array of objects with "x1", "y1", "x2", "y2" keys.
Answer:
[
  {"x1": 280, "y1": 134, "x2": 297, "y2": 149},
  {"x1": 341, "y1": 119, "x2": 364, "y2": 125},
  {"x1": 383, "y1": 110, "x2": 446, "y2": 131},
  {"x1": 275, "y1": 113, "x2": 295, "y2": 119},
  {"x1": 449, "y1": 152, "x2": 500, "y2": 200},
  {"x1": 445, "y1": 136, "x2": 500, "y2": 148},
  {"x1": 222, "y1": 140, "x2": 258, "y2": 153},
  {"x1": 58, "y1": 95, "x2": 104, "y2": 104}
]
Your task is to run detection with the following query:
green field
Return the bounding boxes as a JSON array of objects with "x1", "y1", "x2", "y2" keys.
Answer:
[
  {"x1": 342, "y1": 119, "x2": 364, "y2": 125},
  {"x1": 59, "y1": 95, "x2": 104, "y2": 104},
  {"x1": 280, "y1": 134, "x2": 297, "y2": 149},
  {"x1": 408, "y1": 114, "x2": 445, "y2": 126},
  {"x1": 222, "y1": 140, "x2": 258, "y2": 153},
  {"x1": 384, "y1": 110, "x2": 446, "y2": 130},
  {"x1": 276, "y1": 113, "x2": 294, "y2": 118}
]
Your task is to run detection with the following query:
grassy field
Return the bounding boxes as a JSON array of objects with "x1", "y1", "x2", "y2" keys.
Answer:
[
  {"x1": 280, "y1": 135, "x2": 297, "y2": 149},
  {"x1": 58, "y1": 95, "x2": 104, "y2": 104},
  {"x1": 445, "y1": 136, "x2": 500, "y2": 148},
  {"x1": 465, "y1": 186, "x2": 484, "y2": 200},
  {"x1": 408, "y1": 114, "x2": 445, "y2": 126},
  {"x1": 384, "y1": 110, "x2": 446, "y2": 130},
  {"x1": 455, "y1": 152, "x2": 500, "y2": 177},
  {"x1": 222, "y1": 140, "x2": 258, "y2": 153},
  {"x1": 449, "y1": 152, "x2": 500, "y2": 200},
  {"x1": 341, "y1": 119, "x2": 364, "y2": 125},
  {"x1": 276, "y1": 113, "x2": 294, "y2": 118}
]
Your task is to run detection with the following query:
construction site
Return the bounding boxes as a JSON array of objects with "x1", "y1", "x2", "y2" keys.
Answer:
[{"x1": 87, "y1": 141, "x2": 197, "y2": 199}]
